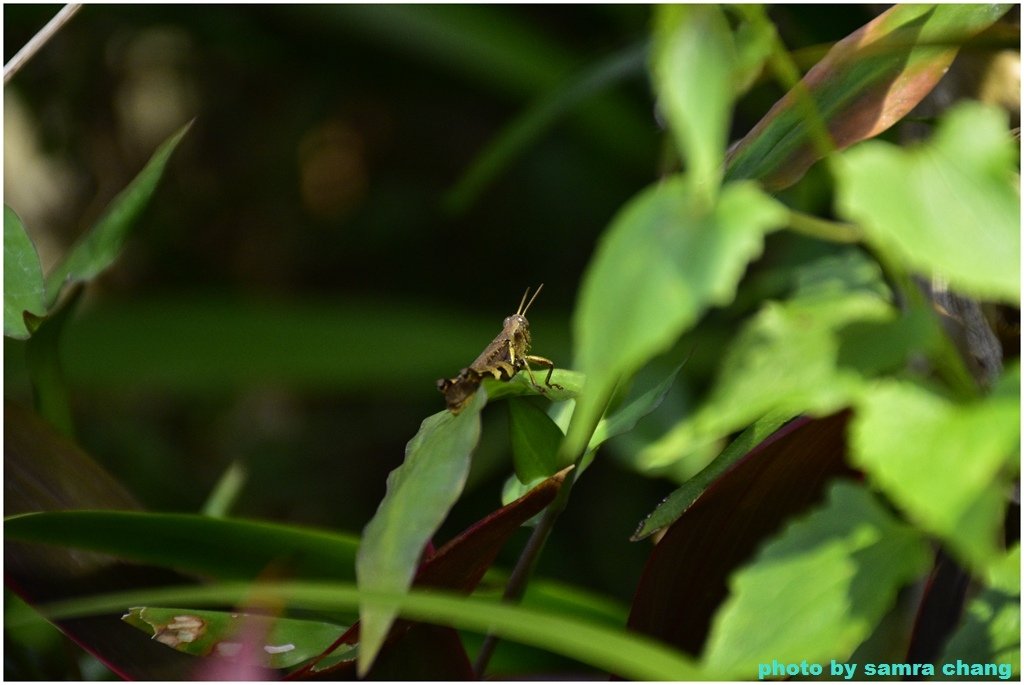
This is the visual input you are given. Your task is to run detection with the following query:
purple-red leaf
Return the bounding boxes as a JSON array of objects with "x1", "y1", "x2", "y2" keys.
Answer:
[
  {"x1": 725, "y1": 4, "x2": 1011, "y2": 190},
  {"x1": 627, "y1": 412, "x2": 856, "y2": 655}
]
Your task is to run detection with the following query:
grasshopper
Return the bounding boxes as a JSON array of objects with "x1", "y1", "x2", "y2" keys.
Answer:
[{"x1": 438, "y1": 284, "x2": 562, "y2": 413}]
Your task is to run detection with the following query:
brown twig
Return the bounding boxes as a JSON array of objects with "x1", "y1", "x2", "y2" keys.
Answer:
[{"x1": 4, "y1": 4, "x2": 83, "y2": 85}]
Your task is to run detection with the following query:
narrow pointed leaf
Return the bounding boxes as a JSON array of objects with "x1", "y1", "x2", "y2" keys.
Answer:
[
  {"x1": 508, "y1": 397, "x2": 564, "y2": 483},
  {"x1": 44, "y1": 121, "x2": 192, "y2": 306},
  {"x1": 356, "y1": 389, "x2": 485, "y2": 674},
  {"x1": 4, "y1": 206, "x2": 46, "y2": 339},
  {"x1": 725, "y1": 4, "x2": 1012, "y2": 190},
  {"x1": 632, "y1": 409, "x2": 795, "y2": 541},
  {"x1": 304, "y1": 468, "x2": 568, "y2": 679}
]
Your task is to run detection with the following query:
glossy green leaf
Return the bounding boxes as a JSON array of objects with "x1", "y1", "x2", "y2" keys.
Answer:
[
  {"x1": 836, "y1": 101, "x2": 1020, "y2": 304},
  {"x1": 122, "y1": 606, "x2": 346, "y2": 669},
  {"x1": 356, "y1": 390, "x2": 485, "y2": 674},
  {"x1": 483, "y1": 367, "x2": 582, "y2": 403},
  {"x1": 4, "y1": 205, "x2": 46, "y2": 339},
  {"x1": 44, "y1": 122, "x2": 192, "y2": 306},
  {"x1": 652, "y1": 5, "x2": 734, "y2": 196},
  {"x1": 725, "y1": 4, "x2": 1011, "y2": 190},
  {"x1": 508, "y1": 397, "x2": 564, "y2": 483},
  {"x1": 702, "y1": 482, "x2": 931, "y2": 677},
  {"x1": 850, "y1": 366, "x2": 1020, "y2": 567},
  {"x1": 940, "y1": 545, "x2": 1020, "y2": 678},
  {"x1": 5, "y1": 511, "x2": 360, "y2": 582},
  {"x1": 572, "y1": 177, "x2": 786, "y2": 450},
  {"x1": 37, "y1": 581, "x2": 703, "y2": 681}
]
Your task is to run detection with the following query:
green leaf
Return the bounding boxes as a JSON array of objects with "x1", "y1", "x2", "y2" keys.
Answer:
[
  {"x1": 588, "y1": 364, "x2": 682, "y2": 452},
  {"x1": 4, "y1": 205, "x2": 46, "y2": 339},
  {"x1": 122, "y1": 607, "x2": 347, "y2": 669},
  {"x1": 652, "y1": 5, "x2": 734, "y2": 196},
  {"x1": 25, "y1": 285, "x2": 83, "y2": 436},
  {"x1": 725, "y1": 4, "x2": 1012, "y2": 190},
  {"x1": 850, "y1": 366, "x2": 1020, "y2": 567},
  {"x1": 637, "y1": 287, "x2": 893, "y2": 469},
  {"x1": 36, "y1": 581, "x2": 703, "y2": 681},
  {"x1": 356, "y1": 390, "x2": 485, "y2": 675},
  {"x1": 726, "y1": 6, "x2": 776, "y2": 96},
  {"x1": 4, "y1": 511, "x2": 360, "y2": 582},
  {"x1": 508, "y1": 397, "x2": 564, "y2": 483},
  {"x1": 572, "y1": 177, "x2": 786, "y2": 448},
  {"x1": 44, "y1": 121, "x2": 192, "y2": 306},
  {"x1": 702, "y1": 481, "x2": 931, "y2": 677},
  {"x1": 940, "y1": 545, "x2": 1021, "y2": 679},
  {"x1": 836, "y1": 101, "x2": 1020, "y2": 304}
]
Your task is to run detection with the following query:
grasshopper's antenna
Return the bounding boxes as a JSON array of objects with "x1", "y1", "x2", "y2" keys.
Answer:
[
  {"x1": 521, "y1": 283, "x2": 544, "y2": 316},
  {"x1": 515, "y1": 287, "x2": 531, "y2": 316}
]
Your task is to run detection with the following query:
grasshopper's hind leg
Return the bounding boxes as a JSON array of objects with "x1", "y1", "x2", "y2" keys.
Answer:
[{"x1": 523, "y1": 355, "x2": 563, "y2": 392}]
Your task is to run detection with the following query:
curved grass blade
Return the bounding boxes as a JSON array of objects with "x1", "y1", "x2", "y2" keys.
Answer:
[
  {"x1": 5, "y1": 510, "x2": 360, "y2": 582},
  {"x1": 36, "y1": 581, "x2": 703, "y2": 681}
]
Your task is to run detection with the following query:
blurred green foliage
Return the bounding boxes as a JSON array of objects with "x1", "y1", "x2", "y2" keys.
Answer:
[{"x1": 4, "y1": 4, "x2": 1019, "y2": 679}]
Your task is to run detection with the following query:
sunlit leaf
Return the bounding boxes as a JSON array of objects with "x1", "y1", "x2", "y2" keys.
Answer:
[
  {"x1": 356, "y1": 390, "x2": 485, "y2": 674},
  {"x1": 572, "y1": 177, "x2": 786, "y2": 452},
  {"x1": 4, "y1": 206, "x2": 46, "y2": 339},
  {"x1": 850, "y1": 365, "x2": 1020, "y2": 567},
  {"x1": 940, "y1": 545, "x2": 1020, "y2": 678},
  {"x1": 652, "y1": 5, "x2": 734, "y2": 196},
  {"x1": 702, "y1": 482, "x2": 931, "y2": 677},
  {"x1": 44, "y1": 122, "x2": 192, "y2": 306},
  {"x1": 836, "y1": 101, "x2": 1020, "y2": 304}
]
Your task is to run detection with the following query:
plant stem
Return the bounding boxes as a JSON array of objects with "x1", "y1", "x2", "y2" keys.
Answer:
[
  {"x1": 4, "y1": 4, "x2": 83, "y2": 85},
  {"x1": 474, "y1": 385, "x2": 612, "y2": 677},
  {"x1": 472, "y1": 467, "x2": 578, "y2": 675},
  {"x1": 787, "y1": 209, "x2": 864, "y2": 244}
]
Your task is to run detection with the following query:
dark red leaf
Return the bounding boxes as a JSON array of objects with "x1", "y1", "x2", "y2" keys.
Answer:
[{"x1": 627, "y1": 412, "x2": 857, "y2": 656}]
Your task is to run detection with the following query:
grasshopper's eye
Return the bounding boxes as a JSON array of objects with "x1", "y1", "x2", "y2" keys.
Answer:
[{"x1": 503, "y1": 316, "x2": 514, "y2": 326}]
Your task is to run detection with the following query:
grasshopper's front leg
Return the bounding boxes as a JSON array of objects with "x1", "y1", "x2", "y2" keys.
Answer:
[{"x1": 522, "y1": 354, "x2": 563, "y2": 393}]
